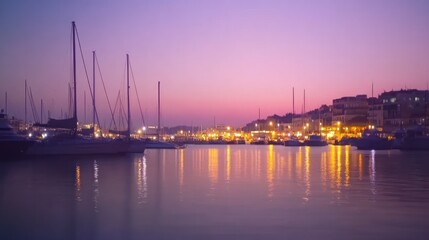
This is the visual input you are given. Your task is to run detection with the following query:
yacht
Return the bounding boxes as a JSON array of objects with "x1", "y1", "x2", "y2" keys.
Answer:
[
  {"x1": 0, "y1": 110, "x2": 35, "y2": 156},
  {"x1": 399, "y1": 126, "x2": 429, "y2": 151},
  {"x1": 284, "y1": 137, "x2": 303, "y2": 146},
  {"x1": 303, "y1": 135, "x2": 328, "y2": 146},
  {"x1": 356, "y1": 129, "x2": 392, "y2": 150}
]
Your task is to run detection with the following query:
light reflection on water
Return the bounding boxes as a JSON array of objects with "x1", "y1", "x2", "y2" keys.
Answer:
[{"x1": 1, "y1": 145, "x2": 429, "y2": 240}]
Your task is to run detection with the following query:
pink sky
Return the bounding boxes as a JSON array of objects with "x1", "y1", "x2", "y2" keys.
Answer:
[{"x1": 1, "y1": 0, "x2": 429, "y2": 129}]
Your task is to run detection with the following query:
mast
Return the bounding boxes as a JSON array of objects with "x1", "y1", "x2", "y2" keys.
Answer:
[
  {"x1": 4, "y1": 92, "x2": 7, "y2": 114},
  {"x1": 304, "y1": 89, "x2": 305, "y2": 114},
  {"x1": 292, "y1": 87, "x2": 295, "y2": 115},
  {"x1": 127, "y1": 54, "x2": 131, "y2": 138},
  {"x1": 72, "y1": 21, "x2": 77, "y2": 131},
  {"x1": 158, "y1": 81, "x2": 161, "y2": 140},
  {"x1": 84, "y1": 91, "x2": 86, "y2": 123},
  {"x1": 25, "y1": 80, "x2": 27, "y2": 127},
  {"x1": 92, "y1": 51, "x2": 96, "y2": 130},
  {"x1": 371, "y1": 82, "x2": 374, "y2": 126},
  {"x1": 40, "y1": 99, "x2": 43, "y2": 123}
]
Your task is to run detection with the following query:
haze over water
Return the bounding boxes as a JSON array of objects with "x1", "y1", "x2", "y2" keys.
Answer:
[{"x1": 1, "y1": 145, "x2": 428, "y2": 239}]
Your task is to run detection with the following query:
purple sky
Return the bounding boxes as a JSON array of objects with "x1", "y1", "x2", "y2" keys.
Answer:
[{"x1": 1, "y1": 0, "x2": 429, "y2": 129}]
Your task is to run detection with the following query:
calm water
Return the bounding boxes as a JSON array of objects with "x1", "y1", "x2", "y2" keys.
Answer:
[{"x1": 1, "y1": 145, "x2": 429, "y2": 240}]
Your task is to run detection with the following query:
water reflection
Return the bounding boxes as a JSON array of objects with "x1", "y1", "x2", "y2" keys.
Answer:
[
  {"x1": 370, "y1": 150, "x2": 377, "y2": 195},
  {"x1": 1, "y1": 147, "x2": 429, "y2": 240},
  {"x1": 304, "y1": 146, "x2": 311, "y2": 202},
  {"x1": 93, "y1": 160, "x2": 99, "y2": 212},
  {"x1": 75, "y1": 164, "x2": 81, "y2": 202}
]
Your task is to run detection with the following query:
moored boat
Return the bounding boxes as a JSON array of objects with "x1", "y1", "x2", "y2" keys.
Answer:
[
  {"x1": 284, "y1": 137, "x2": 303, "y2": 146},
  {"x1": 26, "y1": 135, "x2": 129, "y2": 155},
  {"x1": 356, "y1": 129, "x2": 392, "y2": 150},
  {"x1": 0, "y1": 110, "x2": 35, "y2": 156},
  {"x1": 399, "y1": 126, "x2": 429, "y2": 151},
  {"x1": 303, "y1": 135, "x2": 328, "y2": 146}
]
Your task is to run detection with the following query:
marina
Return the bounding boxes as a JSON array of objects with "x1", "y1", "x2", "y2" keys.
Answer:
[
  {"x1": 1, "y1": 145, "x2": 429, "y2": 239},
  {"x1": 2, "y1": 1, "x2": 429, "y2": 239}
]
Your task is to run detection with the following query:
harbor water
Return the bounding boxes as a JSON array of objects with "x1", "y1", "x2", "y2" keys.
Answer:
[{"x1": 1, "y1": 145, "x2": 429, "y2": 239}]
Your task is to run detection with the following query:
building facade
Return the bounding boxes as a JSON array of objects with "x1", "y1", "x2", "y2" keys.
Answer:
[
  {"x1": 332, "y1": 95, "x2": 368, "y2": 126},
  {"x1": 380, "y1": 89, "x2": 429, "y2": 131}
]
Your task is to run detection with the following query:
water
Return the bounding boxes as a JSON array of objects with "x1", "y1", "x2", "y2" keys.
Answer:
[{"x1": 1, "y1": 145, "x2": 429, "y2": 240}]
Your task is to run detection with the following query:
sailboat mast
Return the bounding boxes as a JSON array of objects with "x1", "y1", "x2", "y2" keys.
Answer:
[
  {"x1": 92, "y1": 51, "x2": 96, "y2": 129},
  {"x1": 158, "y1": 81, "x2": 161, "y2": 140},
  {"x1": 72, "y1": 21, "x2": 77, "y2": 131},
  {"x1": 4, "y1": 92, "x2": 7, "y2": 113},
  {"x1": 25, "y1": 80, "x2": 27, "y2": 127},
  {"x1": 292, "y1": 87, "x2": 295, "y2": 115},
  {"x1": 127, "y1": 54, "x2": 131, "y2": 138}
]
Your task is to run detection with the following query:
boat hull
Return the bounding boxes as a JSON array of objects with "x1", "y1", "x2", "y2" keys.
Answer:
[
  {"x1": 26, "y1": 139, "x2": 129, "y2": 155},
  {"x1": 284, "y1": 140, "x2": 302, "y2": 146}
]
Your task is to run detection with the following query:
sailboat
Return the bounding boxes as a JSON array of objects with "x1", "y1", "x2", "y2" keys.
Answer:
[
  {"x1": 141, "y1": 81, "x2": 183, "y2": 149},
  {"x1": 285, "y1": 87, "x2": 303, "y2": 146},
  {"x1": 26, "y1": 22, "x2": 129, "y2": 155}
]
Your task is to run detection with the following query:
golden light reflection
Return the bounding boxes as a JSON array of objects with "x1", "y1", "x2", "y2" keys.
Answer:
[
  {"x1": 359, "y1": 153, "x2": 363, "y2": 180},
  {"x1": 226, "y1": 145, "x2": 231, "y2": 183},
  {"x1": 304, "y1": 146, "x2": 311, "y2": 201},
  {"x1": 208, "y1": 148, "x2": 219, "y2": 185},
  {"x1": 75, "y1": 164, "x2": 81, "y2": 202},
  {"x1": 296, "y1": 148, "x2": 303, "y2": 180},
  {"x1": 267, "y1": 145, "x2": 275, "y2": 198},
  {"x1": 336, "y1": 145, "x2": 342, "y2": 189},
  {"x1": 328, "y1": 146, "x2": 336, "y2": 190},
  {"x1": 344, "y1": 146, "x2": 350, "y2": 187},
  {"x1": 179, "y1": 149, "x2": 184, "y2": 187}
]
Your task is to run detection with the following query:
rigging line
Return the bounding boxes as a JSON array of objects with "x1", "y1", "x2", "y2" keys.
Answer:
[
  {"x1": 129, "y1": 62, "x2": 146, "y2": 126},
  {"x1": 119, "y1": 94, "x2": 126, "y2": 128},
  {"x1": 95, "y1": 55, "x2": 117, "y2": 130},
  {"x1": 29, "y1": 87, "x2": 39, "y2": 123},
  {"x1": 75, "y1": 26, "x2": 99, "y2": 124},
  {"x1": 118, "y1": 91, "x2": 127, "y2": 130},
  {"x1": 109, "y1": 90, "x2": 121, "y2": 131}
]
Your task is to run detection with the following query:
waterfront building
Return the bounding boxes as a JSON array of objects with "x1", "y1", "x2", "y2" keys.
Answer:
[
  {"x1": 380, "y1": 89, "x2": 429, "y2": 132},
  {"x1": 332, "y1": 95, "x2": 368, "y2": 127}
]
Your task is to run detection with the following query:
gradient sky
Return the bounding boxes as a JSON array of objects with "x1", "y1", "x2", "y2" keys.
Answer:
[{"x1": 1, "y1": 0, "x2": 429, "y2": 129}]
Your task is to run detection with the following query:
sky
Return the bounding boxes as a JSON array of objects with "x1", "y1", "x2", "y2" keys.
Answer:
[{"x1": 1, "y1": 0, "x2": 429, "y2": 129}]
